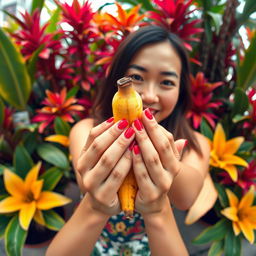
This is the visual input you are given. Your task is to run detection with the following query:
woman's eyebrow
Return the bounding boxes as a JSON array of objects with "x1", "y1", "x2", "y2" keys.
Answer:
[
  {"x1": 161, "y1": 71, "x2": 179, "y2": 78},
  {"x1": 128, "y1": 64, "x2": 179, "y2": 78},
  {"x1": 128, "y1": 64, "x2": 147, "y2": 72}
]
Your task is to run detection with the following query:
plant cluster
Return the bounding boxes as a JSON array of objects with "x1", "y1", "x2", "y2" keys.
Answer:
[{"x1": 0, "y1": 0, "x2": 255, "y2": 255}]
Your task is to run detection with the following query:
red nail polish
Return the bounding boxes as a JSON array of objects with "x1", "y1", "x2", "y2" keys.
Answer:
[
  {"x1": 145, "y1": 108, "x2": 153, "y2": 120},
  {"x1": 184, "y1": 140, "x2": 188, "y2": 147},
  {"x1": 129, "y1": 140, "x2": 136, "y2": 151},
  {"x1": 133, "y1": 145, "x2": 140, "y2": 155},
  {"x1": 106, "y1": 117, "x2": 114, "y2": 123},
  {"x1": 134, "y1": 119, "x2": 143, "y2": 131},
  {"x1": 118, "y1": 119, "x2": 129, "y2": 129},
  {"x1": 124, "y1": 127, "x2": 135, "y2": 139}
]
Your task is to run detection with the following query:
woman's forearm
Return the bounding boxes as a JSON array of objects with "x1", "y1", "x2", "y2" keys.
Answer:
[
  {"x1": 143, "y1": 198, "x2": 188, "y2": 256},
  {"x1": 169, "y1": 162, "x2": 204, "y2": 210},
  {"x1": 46, "y1": 194, "x2": 109, "y2": 256}
]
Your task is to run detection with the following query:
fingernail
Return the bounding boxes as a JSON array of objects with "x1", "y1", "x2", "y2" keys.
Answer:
[
  {"x1": 144, "y1": 108, "x2": 153, "y2": 120},
  {"x1": 129, "y1": 140, "x2": 136, "y2": 151},
  {"x1": 133, "y1": 145, "x2": 140, "y2": 155},
  {"x1": 184, "y1": 139, "x2": 188, "y2": 147},
  {"x1": 118, "y1": 119, "x2": 129, "y2": 129},
  {"x1": 106, "y1": 117, "x2": 114, "y2": 123},
  {"x1": 134, "y1": 119, "x2": 143, "y2": 131},
  {"x1": 124, "y1": 127, "x2": 135, "y2": 139}
]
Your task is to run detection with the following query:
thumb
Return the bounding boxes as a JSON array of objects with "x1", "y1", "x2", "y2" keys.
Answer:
[{"x1": 174, "y1": 139, "x2": 188, "y2": 160}]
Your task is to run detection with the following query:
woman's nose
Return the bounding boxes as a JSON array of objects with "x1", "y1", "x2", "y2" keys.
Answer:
[{"x1": 140, "y1": 86, "x2": 159, "y2": 104}]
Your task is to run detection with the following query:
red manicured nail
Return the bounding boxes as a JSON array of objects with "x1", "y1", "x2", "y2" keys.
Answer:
[
  {"x1": 106, "y1": 117, "x2": 114, "y2": 123},
  {"x1": 133, "y1": 145, "x2": 140, "y2": 155},
  {"x1": 184, "y1": 139, "x2": 188, "y2": 147},
  {"x1": 118, "y1": 119, "x2": 129, "y2": 129},
  {"x1": 134, "y1": 119, "x2": 143, "y2": 131},
  {"x1": 144, "y1": 108, "x2": 153, "y2": 120},
  {"x1": 129, "y1": 140, "x2": 136, "y2": 151},
  {"x1": 124, "y1": 127, "x2": 135, "y2": 139}
]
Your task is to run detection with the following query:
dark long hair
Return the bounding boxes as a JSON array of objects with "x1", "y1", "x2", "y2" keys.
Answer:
[{"x1": 92, "y1": 25, "x2": 201, "y2": 154}]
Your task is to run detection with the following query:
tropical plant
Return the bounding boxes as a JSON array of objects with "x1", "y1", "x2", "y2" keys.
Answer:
[{"x1": 0, "y1": 0, "x2": 255, "y2": 255}]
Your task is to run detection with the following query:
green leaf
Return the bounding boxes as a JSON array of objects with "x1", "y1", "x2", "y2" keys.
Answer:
[
  {"x1": 208, "y1": 239, "x2": 224, "y2": 256},
  {"x1": 54, "y1": 117, "x2": 71, "y2": 136},
  {"x1": 5, "y1": 215, "x2": 28, "y2": 256},
  {"x1": 236, "y1": 0, "x2": 256, "y2": 28},
  {"x1": 200, "y1": 118, "x2": 213, "y2": 140},
  {"x1": 13, "y1": 145, "x2": 34, "y2": 179},
  {"x1": 43, "y1": 210, "x2": 65, "y2": 231},
  {"x1": 45, "y1": 6, "x2": 61, "y2": 34},
  {"x1": 237, "y1": 32, "x2": 256, "y2": 89},
  {"x1": 231, "y1": 88, "x2": 249, "y2": 116},
  {"x1": 193, "y1": 219, "x2": 229, "y2": 244},
  {"x1": 238, "y1": 141, "x2": 254, "y2": 152},
  {"x1": 207, "y1": 11, "x2": 222, "y2": 34},
  {"x1": 37, "y1": 143, "x2": 70, "y2": 169},
  {"x1": 67, "y1": 86, "x2": 79, "y2": 99},
  {"x1": 0, "y1": 215, "x2": 12, "y2": 238},
  {"x1": 0, "y1": 97, "x2": 4, "y2": 125},
  {"x1": 30, "y1": 0, "x2": 45, "y2": 13},
  {"x1": 224, "y1": 229, "x2": 241, "y2": 256},
  {"x1": 27, "y1": 44, "x2": 44, "y2": 84},
  {"x1": 215, "y1": 183, "x2": 229, "y2": 208},
  {"x1": 40, "y1": 167, "x2": 63, "y2": 191},
  {"x1": 0, "y1": 28, "x2": 31, "y2": 110}
]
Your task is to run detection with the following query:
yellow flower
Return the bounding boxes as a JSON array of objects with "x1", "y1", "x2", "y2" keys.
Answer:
[
  {"x1": 208, "y1": 123, "x2": 248, "y2": 181},
  {"x1": 0, "y1": 162, "x2": 71, "y2": 230},
  {"x1": 221, "y1": 187, "x2": 256, "y2": 244},
  {"x1": 45, "y1": 134, "x2": 69, "y2": 147}
]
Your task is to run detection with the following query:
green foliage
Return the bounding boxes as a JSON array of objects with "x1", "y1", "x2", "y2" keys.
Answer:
[
  {"x1": 5, "y1": 216, "x2": 28, "y2": 256},
  {"x1": 0, "y1": 28, "x2": 31, "y2": 110},
  {"x1": 40, "y1": 167, "x2": 63, "y2": 191},
  {"x1": 237, "y1": 32, "x2": 256, "y2": 89},
  {"x1": 43, "y1": 209, "x2": 65, "y2": 231},
  {"x1": 37, "y1": 143, "x2": 70, "y2": 170},
  {"x1": 193, "y1": 219, "x2": 230, "y2": 244}
]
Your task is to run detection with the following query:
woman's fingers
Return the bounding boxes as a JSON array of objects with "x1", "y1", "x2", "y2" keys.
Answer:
[
  {"x1": 132, "y1": 145, "x2": 157, "y2": 196},
  {"x1": 82, "y1": 117, "x2": 115, "y2": 151},
  {"x1": 102, "y1": 149, "x2": 133, "y2": 194},
  {"x1": 132, "y1": 122, "x2": 172, "y2": 188},
  {"x1": 83, "y1": 126, "x2": 135, "y2": 190},
  {"x1": 76, "y1": 119, "x2": 130, "y2": 175},
  {"x1": 140, "y1": 109, "x2": 180, "y2": 171}
]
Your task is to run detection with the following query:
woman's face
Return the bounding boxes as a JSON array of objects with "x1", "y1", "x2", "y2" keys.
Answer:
[{"x1": 125, "y1": 41, "x2": 181, "y2": 123}]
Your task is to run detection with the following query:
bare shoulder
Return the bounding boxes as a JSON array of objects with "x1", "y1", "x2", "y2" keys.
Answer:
[
  {"x1": 70, "y1": 118, "x2": 94, "y2": 136},
  {"x1": 194, "y1": 131, "x2": 210, "y2": 152},
  {"x1": 181, "y1": 131, "x2": 210, "y2": 178}
]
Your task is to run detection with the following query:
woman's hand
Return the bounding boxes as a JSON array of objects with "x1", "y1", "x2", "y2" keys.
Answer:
[
  {"x1": 132, "y1": 109, "x2": 186, "y2": 215},
  {"x1": 76, "y1": 118, "x2": 135, "y2": 216}
]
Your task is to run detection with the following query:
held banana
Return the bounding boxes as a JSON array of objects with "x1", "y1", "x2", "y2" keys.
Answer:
[{"x1": 112, "y1": 76, "x2": 143, "y2": 217}]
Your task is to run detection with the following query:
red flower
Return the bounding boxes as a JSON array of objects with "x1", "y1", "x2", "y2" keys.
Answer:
[
  {"x1": 187, "y1": 72, "x2": 223, "y2": 129},
  {"x1": 147, "y1": 0, "x2": 203, "y2": 51},
  {"x1": 243, "y1": 88, "x2": 256, "y2": 135},
  {"x1": 220, "y1": 160, "x2": 256, "y2": 192},
  {"x1": 10, "y1": 9, "x2": 61, "y2": 60},
  {"x1": 32, "y1": 88, "x2": 85, "y2": 133}
]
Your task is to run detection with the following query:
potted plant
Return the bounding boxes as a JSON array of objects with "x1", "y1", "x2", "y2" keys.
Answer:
[{"x1": 0, "y1": 0, "x2": 255, "y2": 255}]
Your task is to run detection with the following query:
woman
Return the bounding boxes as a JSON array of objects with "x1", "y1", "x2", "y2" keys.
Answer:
[{"x1": 47, "y1": 25, "x2": 210, "y2": 256}]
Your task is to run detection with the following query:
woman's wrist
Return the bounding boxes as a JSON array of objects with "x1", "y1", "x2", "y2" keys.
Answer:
[{"x1": 80, "y1": 194, "x2": 111, "y2": 224}]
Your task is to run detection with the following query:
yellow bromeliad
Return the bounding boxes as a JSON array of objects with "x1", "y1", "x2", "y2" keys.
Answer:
[
  {"x1": 221, "y1": 186, "x2": 256, "y2": 244},
  {"x1": 208, "y1": 123, "x2": 248, "y2": 181},
  {"x1": 45, "y1": 134, "x2": 69, "y2": 147},
  {"x1": 0, "y1": 162, "x2": 71, "y2": 230}
]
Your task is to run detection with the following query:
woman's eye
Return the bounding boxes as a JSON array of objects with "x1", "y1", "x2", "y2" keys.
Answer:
[
  {"x1": 161, "y1": 80, "x2": 175, "y2": 86},
  {"x1": 130, "y1": 74, "x2": 143, "y2": 81}
]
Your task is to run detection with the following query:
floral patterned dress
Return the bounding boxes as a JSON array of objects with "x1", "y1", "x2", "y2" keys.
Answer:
[{"x1": 91, "y1": 212, "x2": 150, "y2": 256}]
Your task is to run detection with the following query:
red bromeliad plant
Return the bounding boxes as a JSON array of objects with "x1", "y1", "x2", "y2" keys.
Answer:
[
  {"x1": 0, "y1": 0, "x2": 255, "y2": 255},
  {"x1": 147, "y1": 0, "x2": 203, "y2": 51},
  {"x1": 32, "y1": 88, "x2": 85, "y2": 133},
  {"x1": 187, "y1": 72, "x2": 223, "y2": 128}
]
